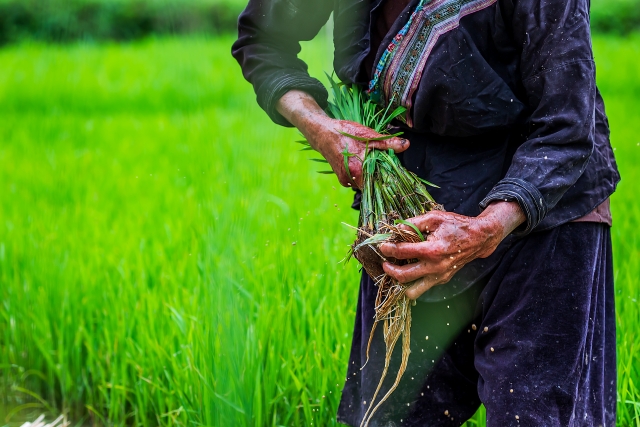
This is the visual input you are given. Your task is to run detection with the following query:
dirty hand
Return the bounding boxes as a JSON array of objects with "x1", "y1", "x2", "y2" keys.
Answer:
[
  {"x1": 379, "y1": 201, "x2": 525, "y2": 300},
  {"x1": 276, "y1": 90, "x2": 409, "y2": 188}
]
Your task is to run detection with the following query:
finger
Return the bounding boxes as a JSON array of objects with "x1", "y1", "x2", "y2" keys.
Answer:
[
  {"x1": 349, "y1": 169, "x2": 363, "y2": 189},
  {"x1": 406, "y1": 211, "x2": 446, "y2": 233},
  {"x1": 379, "y1": 241, "x2": 444, "y2": 260},
  {"x1": 348, "y1": 157, "x2": 363, "y2": 189},
  {"x1": 405, "y1": 275, "x2": 440, "y2": 300},
  {"x1": 338, "y1": 121, "x2": 409, "y2": 153},
  {"x1": 383, "y1": 260, "x2": 445, "y2": 284},
  {"x1": 336, "y1": 167, "x2": 352, "y2": 188},
  {"x1": 367, "y1": 136, "x2": 410, "y2": 153},
  {"x1": 339, "y1": 122, "x2": 384, "y2": 140}
]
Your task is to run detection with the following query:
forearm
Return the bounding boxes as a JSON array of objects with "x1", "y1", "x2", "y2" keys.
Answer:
[{"x1": 276, "y1": 90, "x2": 334, "y2": 152}]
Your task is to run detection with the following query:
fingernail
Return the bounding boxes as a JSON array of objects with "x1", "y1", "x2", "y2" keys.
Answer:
[{"x1": 380, "y1": 243, "x2": 394, "y2": 252}]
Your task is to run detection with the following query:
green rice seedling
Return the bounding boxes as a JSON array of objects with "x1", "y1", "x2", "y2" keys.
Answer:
[{"x1": 310, "y1": 75, "x2": 443, "y2": 427}]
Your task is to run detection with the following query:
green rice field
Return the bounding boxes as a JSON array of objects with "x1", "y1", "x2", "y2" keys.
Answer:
[{"x1": 0, "y1": 33, "x2": 639, "y2": 426}]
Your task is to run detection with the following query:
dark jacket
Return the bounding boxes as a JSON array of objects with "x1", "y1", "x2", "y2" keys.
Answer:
[{"x1": 232, "y1": 0, "x2": 620, "y2": 296}]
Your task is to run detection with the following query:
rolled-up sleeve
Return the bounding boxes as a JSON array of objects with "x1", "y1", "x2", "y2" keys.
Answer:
[
  {"x1": 479, "y1": 0, "x2": 596, "y2": 234},
  {"x1": 231, "y1": 0, "x2": 333, "y2": 127}
]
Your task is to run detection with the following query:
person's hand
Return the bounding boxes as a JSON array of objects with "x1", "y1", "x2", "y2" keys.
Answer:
[
  {"x1": 379, "y1": 201, "x2": 525, "y2": 300},
  {"x1": 276, "y1": 90, "x2": 409, "y2": 188},
  {"x1": 312, "y1": 119, "x2": 409, "y2": 188}
]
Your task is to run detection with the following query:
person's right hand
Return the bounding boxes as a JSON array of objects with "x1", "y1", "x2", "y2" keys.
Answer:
[
  {"x1": 276, "y1": 90, "x2": 409, "y2": 189},
  {"x1": 310, "y1": 118, "x2": 409, "y2": 188}
]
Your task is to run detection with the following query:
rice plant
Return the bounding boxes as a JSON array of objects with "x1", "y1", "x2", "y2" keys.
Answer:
[
  {"x1": 0, "y1": 34, "x2": 638, "y2": 427},
  {"x1": 315, "y1": 76, "x2": 442, "y2": 426}
]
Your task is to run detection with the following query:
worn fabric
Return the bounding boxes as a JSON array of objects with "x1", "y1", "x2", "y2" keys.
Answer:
[
  {"x1": 337, "y1": 222, "x2": 616, "y2": 426},
  {"x1": 573, "y1": 198, "x2": 612, "y2": 226},
  {"x1": 232, "y1": 0, "x2": 620, "y2": 238},
  {"x1": 367, "y1": 0, "x2": 500, "y2": 123},
  {"x1": 362, "y1": 0, "x2": 412, "y2": 78},
  {"x1": 361, "y1": 0, "x2": 613, "y2": 223}
]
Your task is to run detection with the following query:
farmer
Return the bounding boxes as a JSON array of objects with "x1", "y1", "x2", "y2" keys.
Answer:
[{"x1": 232, "y1": 0, "x2": 620, "y2": 424}]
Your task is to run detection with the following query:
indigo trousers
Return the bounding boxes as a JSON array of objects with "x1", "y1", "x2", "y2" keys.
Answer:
[{"x1": 337, "y1": 223, "x2": 616, "y2": 427}]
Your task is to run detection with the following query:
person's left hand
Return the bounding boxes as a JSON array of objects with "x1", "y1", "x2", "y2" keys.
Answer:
[{"x1": 379, "y1": 201, "x2": 525, "y2": 300}]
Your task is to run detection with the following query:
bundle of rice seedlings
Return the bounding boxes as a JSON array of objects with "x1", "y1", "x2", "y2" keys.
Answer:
[{"x1": 302, "y1": 76, "x2": 442, "y2": 427}]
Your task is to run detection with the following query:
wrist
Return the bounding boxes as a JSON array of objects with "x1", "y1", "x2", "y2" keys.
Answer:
[
  {"x1": 476, "y1": 201, "x2": 526, "y2": 242},
  {"x1": 276, "y1": 90, "x2": 333, "y2": 147}
]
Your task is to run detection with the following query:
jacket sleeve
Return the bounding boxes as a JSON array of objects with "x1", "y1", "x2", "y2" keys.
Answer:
[
  {"x1": 231, "y1": 0, "x2": 333, "y2": 127},
  {"x1": 479, "y1": 0, "x2": 596, "y2": 234}
]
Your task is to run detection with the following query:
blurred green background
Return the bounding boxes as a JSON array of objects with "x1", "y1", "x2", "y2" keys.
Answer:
[
  {"x1": 0, "y1": 0, "x2": 639, "y2": 43},
  {"x1": 0, "y1": 1, "x2": 639, "y2": 426}
]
